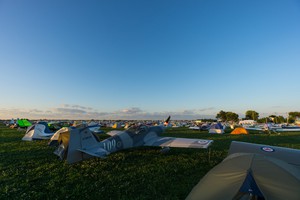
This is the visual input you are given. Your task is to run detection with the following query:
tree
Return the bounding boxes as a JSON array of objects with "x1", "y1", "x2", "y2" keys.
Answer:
[
  {"x1": 277, "y1": 115, "x2": 286, "y2": 124},
  {"x1": 257, "y1": 117, "x2": 271, "y2": 123},
  {"x1": 288, "y1": 112, "x2": 300, "y2": 123},
  {"x1": 269, "y1": 115, "x2": 286, "y2": 124},
  {"x1": 216, "y1": 110, "x2": 227, "y2": 121},
  {"x1": 226, "y1": 112, "x2": 239, "y2": 122},
  {"x1": 245, "y1": 110, "x2": 259, "y2": 121},
  {"x1": 216, "y1": 110, "x2": 239, "y2": 122},
  {"x1": 269, "y1": 115, "x2": 277, "y2": 123}
]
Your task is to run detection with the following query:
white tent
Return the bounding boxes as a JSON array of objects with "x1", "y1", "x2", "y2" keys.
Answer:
[
  {"x1": 208, "y1": 123, "x2": 224, "y2": 134},
  {"x1": 22, "y1": 122, "x2": 54, "y2": 141}
]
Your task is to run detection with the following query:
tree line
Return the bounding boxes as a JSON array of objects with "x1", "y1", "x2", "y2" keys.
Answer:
[{"x1": 215, "y1": 110, "x2": 300, "y2": 123}]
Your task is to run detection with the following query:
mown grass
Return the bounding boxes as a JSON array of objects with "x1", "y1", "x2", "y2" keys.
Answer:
[{"x1": 1, "y1": 125, "x2": 300, "y2": 200}]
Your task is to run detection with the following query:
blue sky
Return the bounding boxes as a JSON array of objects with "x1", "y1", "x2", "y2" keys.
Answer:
[{"x1": 0, "y1": 0, "x2": 299, "y2": 120}]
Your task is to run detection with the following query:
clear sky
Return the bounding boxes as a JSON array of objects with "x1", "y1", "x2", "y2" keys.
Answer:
[{"x1": 0, "y1": 0, "x2": 299, "y2": 120}]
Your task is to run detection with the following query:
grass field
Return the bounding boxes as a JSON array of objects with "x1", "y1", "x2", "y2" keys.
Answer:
[{"x1": 1, "y1": 124, "x2": 300, "y2": 200}]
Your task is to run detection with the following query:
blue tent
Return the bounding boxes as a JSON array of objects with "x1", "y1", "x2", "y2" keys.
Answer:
[{"x1": 209, "y1": 123, "x2": 223, "y2": 129}]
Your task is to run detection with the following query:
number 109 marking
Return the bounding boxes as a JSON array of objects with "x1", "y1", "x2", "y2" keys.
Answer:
[{"x1": 103, "y1": 139, "x2": 116, "y2": 151}]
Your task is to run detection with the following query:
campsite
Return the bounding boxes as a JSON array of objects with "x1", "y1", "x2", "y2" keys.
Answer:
[
  {"x1": 1, "y1": 1, "x2": 300, "y2": 199},
  {"x1": 1, "y1": 123, "x2": 300, "y2": 199}
]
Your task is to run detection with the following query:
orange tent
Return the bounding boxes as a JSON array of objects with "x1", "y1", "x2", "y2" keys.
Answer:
[{"x1": 231, "y1": 127, "x2": 248, "y2": 135}]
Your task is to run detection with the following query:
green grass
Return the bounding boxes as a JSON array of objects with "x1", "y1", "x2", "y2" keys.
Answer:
[{"x1": 1, "y1": 125, "x2": 300, "y2": 199}]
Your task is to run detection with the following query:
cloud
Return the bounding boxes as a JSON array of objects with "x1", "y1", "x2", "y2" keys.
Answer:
[
  {"x1": 110, "y1": 109, "x2": 215, "y2": 120},
  {"x1": 71, "y1": 105, "x2": 91, "y2": 110},
  {"x1": 0, "y1": 104, "x2": 296, "y2": 120},
  {"x1": 88, "y1": 111, "x2": 110, "y2": 116},
  {"x1": 29, "y1": 109, "x2": 43, "y2": 113},
  {"x1": 182, "y1": 110, "x2": 196, "y2": 115},
  {"x1": 270, "y1": 106, "x2": 283, "y2": 108},
  {"x1": 54, "y1": 108, "x2": 87, "y2": 114},
  {"x1": 0, "y1": 105, "x2": 216, "y2": 120},
  {"x1": 63, "y1": 104, "x2": 93, "y2": 110},
  {"x1": 198, "y1": 107, "x2": 215, "y2": 112},
  {"x1": 121, "y1": 107, "x2": 143, "y2": 114}
]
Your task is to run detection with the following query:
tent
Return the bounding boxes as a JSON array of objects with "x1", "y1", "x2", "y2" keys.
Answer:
[
  {"x1": 22, "y1": 122, "x2": 54, "y2": 141},
  {"x1": 228, "y1": 141, "x2": 300, "y2": 167},
  {"x1": 49, "y1": 123, "x2": 103, "y2": 146},
  {"x1": 87, "y1": 122, "x2": 104, "y2": 134},
  {"x1": 208, "y1": 123, "x2": 224, "y2": 134},
  {"x1": 231, "y1": 127, "x2": 248, "y2": 135},
  {"x1": 9, "y1": 119, "x2": 15, "y2": 125},
  {"x1": 112, "y1": 122, "x2": 122, "y2": 129},
  {"x1": 48, "y1": 121, "x2": 71, "y2": 131},
  {"x1": 186, "y1": 153, "x2": 300, "y2": 200},
  {"x1": 17, "y1": 119, "x2": 32, "y2": 128},
  {"x1": 53, "y1": 127, "x2": 100, "y2": 162},
  {"x1": 48, "y1": 127, "x2": 71, "y2": 146}
]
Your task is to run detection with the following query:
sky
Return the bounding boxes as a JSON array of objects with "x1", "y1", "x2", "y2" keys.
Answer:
[{"x1": 0, "y1": 0, "x2": 300, "y2": 120}]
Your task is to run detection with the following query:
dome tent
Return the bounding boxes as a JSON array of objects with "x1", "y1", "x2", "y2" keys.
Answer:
[
  {"x1": 208, "y1": 122, "x2": 224, "y2": 134},
  {"x1": 186, "y1": 153, "x2": 300, "y2": 200},
  {"x1": 231, "y1": 127, "x2": 248, "y2": 135},
  {"x1": 22, "y1": 122, "x2": 54, "y2": 141}
]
